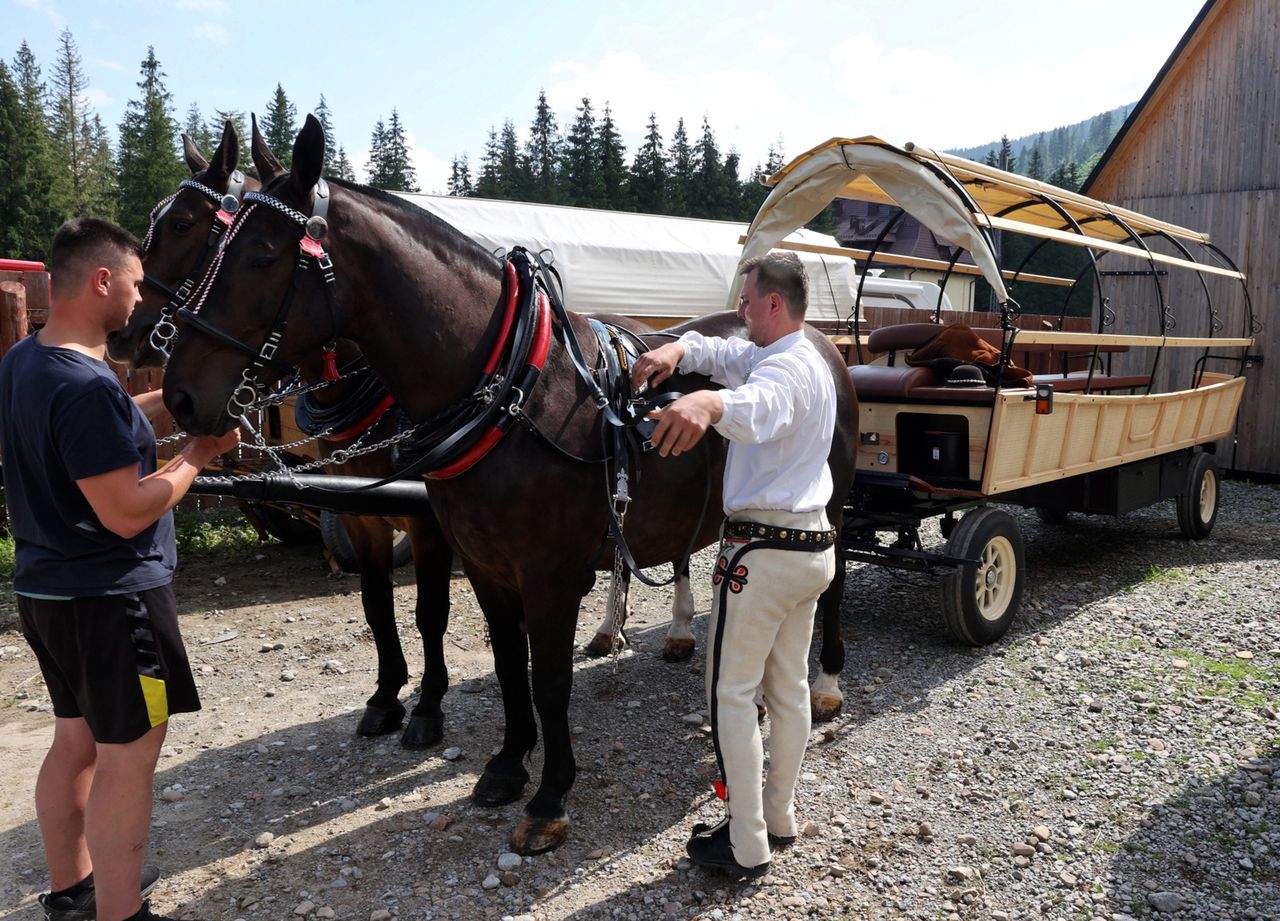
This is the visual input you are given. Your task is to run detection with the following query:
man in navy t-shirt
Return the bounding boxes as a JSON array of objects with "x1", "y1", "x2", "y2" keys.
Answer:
[{"x1": 0, "y1": 219, "x2": 239, "y2": 921}]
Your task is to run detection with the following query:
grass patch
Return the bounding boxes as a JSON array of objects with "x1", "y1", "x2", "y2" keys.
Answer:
[
  {"x1": 1141, "y1": 564, "x2": 1184, "y2": 585},
  {"x1": 0, "y1": 534, "x2": 14, "y2": 582},
  {"x1": 174, "y1": 508, "x2": 263, "y2": 557}
]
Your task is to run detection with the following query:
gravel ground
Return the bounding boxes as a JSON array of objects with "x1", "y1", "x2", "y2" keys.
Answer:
[{"x1": 0, "y1": 478, "x2": 1277, "y2": 921}]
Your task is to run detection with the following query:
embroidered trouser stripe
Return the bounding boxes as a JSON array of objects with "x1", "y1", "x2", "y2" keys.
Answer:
[{"x1": 125, "y1": 594, "x2": 169, "y2": 728}]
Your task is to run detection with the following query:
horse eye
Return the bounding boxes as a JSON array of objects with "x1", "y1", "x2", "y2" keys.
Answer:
[
  {"x1": 250, "y1": 254, "x2": 277, "y2": 269},
  {"x1": 172, "y1": 219, "x2": 194, "y2": 232}
]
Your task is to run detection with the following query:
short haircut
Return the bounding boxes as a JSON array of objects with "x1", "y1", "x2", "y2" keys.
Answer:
[
  {"x1": 49, "y1": 218, "x2": 144, "y2": 300},
  {"x1": 740, "y1": 251, "x2": 808, "y2": 320}
]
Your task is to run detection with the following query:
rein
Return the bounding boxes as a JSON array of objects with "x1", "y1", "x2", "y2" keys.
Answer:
[{"x1": 142, "y1": 172, "x2": 248, "y2": 360}]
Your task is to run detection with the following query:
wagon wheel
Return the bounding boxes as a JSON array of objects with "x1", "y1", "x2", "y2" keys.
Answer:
[
  {"x1": 1176, "y1": 451, "x2": 1219, "y2": 540},
  {"x1": 320, "y1": 510, "x2": 414, "y2": 573},
  {"x1": 940, "y1": 507, "x2": 1024, "y2": 646}
]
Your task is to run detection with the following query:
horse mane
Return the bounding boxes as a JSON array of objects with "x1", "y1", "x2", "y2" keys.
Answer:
[{"x1": 265, "y1": 174, "x2": 501, "y2": 271}]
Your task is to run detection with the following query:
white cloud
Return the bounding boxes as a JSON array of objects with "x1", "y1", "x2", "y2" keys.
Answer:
[
  {"x1": 173, "y1": 0, "x2": 229, "y2": 12},
  {"x1": 16, "y1": 0, "x2": 63, "y2": 29},
  {"x1": 88, "y1": 57, "x2": 129, "y2": 74},
  {"x1": 353, "y1": 132, "x2": 451, "y2": 195},
  {"x1": 192, "y1": 21, "x2": 229, "y2": 45},
  {"x1": 83, "y1": 87, "x2": 111, "y2": 109}
]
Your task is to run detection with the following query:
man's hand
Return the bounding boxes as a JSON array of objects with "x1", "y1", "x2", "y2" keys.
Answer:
[
  {"x1": 186, "y1": 429, "x2": 241, "y2": 468},
  {"x1": 630, "y1": 342, "x2": 685, "y2": 393},
  {"x1": 648, "y1": 390, "x2": 723, "y2": 458}
]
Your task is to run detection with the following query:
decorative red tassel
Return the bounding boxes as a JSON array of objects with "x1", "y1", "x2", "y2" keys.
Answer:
[
  {"x1": 322, "y1": 348, "x2": 339, "y2": 381},
  {"x1": 714, "y1": 778, "x2": 727, "y2": 800}
]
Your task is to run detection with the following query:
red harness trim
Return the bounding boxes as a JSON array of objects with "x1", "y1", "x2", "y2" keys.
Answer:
[
  {"x1": 483, "y1": 261, "x2": 521, "y2": 375},
  {"x1": 323, "y1": 393, "x2": 397, "y2": 443},
  {"x1": 427, "y1": 288, "x2": 551, "y2": 480}
]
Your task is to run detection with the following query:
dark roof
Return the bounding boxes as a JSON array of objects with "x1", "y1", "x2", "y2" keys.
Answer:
[{"x1": 1082, "y1": 0, "x2": 1221, "y2": 193}]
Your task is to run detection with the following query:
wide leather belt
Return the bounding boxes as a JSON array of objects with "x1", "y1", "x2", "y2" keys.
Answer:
[{"x1": 724, "y1": 521, "x2": 836, "y2": 549}]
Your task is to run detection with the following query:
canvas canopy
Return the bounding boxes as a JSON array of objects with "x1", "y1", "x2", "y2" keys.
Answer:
[
  {"x1": 393, "y1": 192, "x2": 864, "y2": 322},
  {"x1": 733, "y1": 137, "x2": 1243, "y2": 311}
]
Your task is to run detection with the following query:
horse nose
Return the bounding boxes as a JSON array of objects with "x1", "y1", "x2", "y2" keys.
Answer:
[{"x1": 166, "y1": 385, "x2": 196, "y2": 428}]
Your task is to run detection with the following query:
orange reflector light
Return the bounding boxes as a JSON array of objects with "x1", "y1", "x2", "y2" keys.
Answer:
[{"x1": 1035, "y1": 383, "x2": 1054, "y2": 415}]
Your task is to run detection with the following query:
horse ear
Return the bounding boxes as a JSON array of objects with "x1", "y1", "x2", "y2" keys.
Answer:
[
  {"x1": 250, "y1": 113, "x2": 287, "y2": 182},
  {"x1": 290, "y1": 114, "x2": 325, "y2": 194},
  {"x1": 183, "y1": 134, "x2": 209, "y2": 175},
  {"x1": 205, "y1": 120, "x2": 239, "y2": 180}
]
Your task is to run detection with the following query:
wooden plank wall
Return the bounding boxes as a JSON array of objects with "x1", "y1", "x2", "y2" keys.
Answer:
[{"x1": 1087, "y1": 0, "x2": 1278, "y2": 474}]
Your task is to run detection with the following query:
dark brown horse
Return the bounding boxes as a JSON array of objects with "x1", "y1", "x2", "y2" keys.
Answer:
[
  {"x1": 108, "y1": 121, "x2": 453, "y2": 747},
  {"x1": 162, "y1": 115, "x2": 857, "y2": 854}
]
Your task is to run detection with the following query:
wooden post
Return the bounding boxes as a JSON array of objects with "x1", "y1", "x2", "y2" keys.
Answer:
[{"x1": 1, "y1": 280, "x2": 28, "y2": 356}]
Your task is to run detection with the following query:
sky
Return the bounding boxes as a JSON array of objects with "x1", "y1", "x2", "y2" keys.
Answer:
[{"x1": 7, "y1": 0, "x2": 1208, "y2": 194}]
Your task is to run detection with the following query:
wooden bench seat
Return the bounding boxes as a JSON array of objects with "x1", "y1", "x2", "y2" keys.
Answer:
[{"x1": 849, "y1": 363, "x2": 1154, "y2": 404}]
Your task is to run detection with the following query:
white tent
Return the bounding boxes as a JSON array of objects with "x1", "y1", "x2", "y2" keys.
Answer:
[{"x1": 392, "y1": 192, "x2": 868, "y2": 323}]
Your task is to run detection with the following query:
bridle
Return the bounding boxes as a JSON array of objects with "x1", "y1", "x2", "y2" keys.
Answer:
[
  {"x1": 142, "y1": 171, "x2": 248, "y2": 360},
  {"x1": 176, "y1": 179, "x2": 341, "y2": 420}
]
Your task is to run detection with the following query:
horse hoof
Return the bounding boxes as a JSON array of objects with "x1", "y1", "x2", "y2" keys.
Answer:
[
  {"x1": 401, "y1": 714, "x2": 444, "y2": 750},
  {"x1": 511, "y1": 815, "x2": 570, "y2": 855},
  {"x1": 356, "y1": 703, "x2": 405, "y2": 737},
  {"x1": 810, "y1": 690, "x2": 844, "y2": 723},
  {"x1": 583, "y1": 632, "x2": 620, "y2": 658},
  {"x1": 662, "y1": 637, "x2": 695, "y2": 662},
  {"x1": 473, "y1": 770, "x2": 528, "y2": 807}
]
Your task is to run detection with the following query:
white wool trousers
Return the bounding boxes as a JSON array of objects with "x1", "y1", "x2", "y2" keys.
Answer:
[{"x1": 706, "y1": 508, "x2": 836, "y2": 868}]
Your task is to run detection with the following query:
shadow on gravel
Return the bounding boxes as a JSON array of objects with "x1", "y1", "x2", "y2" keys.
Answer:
[{"x1": 1105, "y1": 744, "x2": 1278, "y2": 919}]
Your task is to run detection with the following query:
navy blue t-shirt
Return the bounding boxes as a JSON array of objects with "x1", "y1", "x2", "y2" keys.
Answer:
[{"x1": 0, "y1": 333, "x2": 176, "y2": 596}]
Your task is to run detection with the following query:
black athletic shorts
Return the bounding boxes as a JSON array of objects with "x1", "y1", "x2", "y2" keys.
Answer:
[{"x1": 18, "y1": 584, "x2": 201, "y2": 744}]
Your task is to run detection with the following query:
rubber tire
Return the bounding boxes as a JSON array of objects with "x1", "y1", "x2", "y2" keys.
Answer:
[
  {"x1": 1035, "y1": 506, "x2": 1070, "y2": 525},
  {"x1": 249, "y1": 502, "x2": 321, "y2": 546},
  {"x1": 320, "y1": 510, "x2": 414, "y2": 573},
  {"x1": 941, "y1": 506, "x2": 1024, "y2": 646},
  {"x1": 1176, "y1": 452, "x2": 1219, "y2": 540}
]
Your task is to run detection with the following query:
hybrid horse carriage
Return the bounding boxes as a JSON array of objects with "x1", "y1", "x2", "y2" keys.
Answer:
[{"x1": 735, "y1": 137, "x2": 1256, "y2": 645}]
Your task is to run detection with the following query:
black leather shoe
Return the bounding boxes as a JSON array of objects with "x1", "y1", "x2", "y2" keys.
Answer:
[
  {"x1": 39, "y1": 866, "x2": 161, "y2": 921},
  {"x1": 686, "y1": 821, "x2": 769, "y2": 879},
  {"x1": 767, "y1": 831, "x2": 797, "y2": 850}
]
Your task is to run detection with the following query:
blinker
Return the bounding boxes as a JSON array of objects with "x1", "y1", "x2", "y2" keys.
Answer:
[{"x1": 306, "y1": 216, "x2": 329, "y2": 242}]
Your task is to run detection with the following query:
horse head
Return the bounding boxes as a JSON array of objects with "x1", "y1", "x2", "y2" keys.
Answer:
[
  {"x1": 107, "y1": 120, "x2": 259, "y2": 368},
  {"x1": 164, "y1": 114, "x2": 348, "y2": 435}
]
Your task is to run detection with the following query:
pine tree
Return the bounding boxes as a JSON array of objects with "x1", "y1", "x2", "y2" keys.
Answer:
[
  {"x1": 526, "y1": 89, "x2": 559, "y2": 203},
  {"x1": 212, "y1": 110, "x2": 252, "y2": 173},
  {"x1": 332, "y1": 145, "x2": 356, "y2": 182},
  {"x1": 721, "y1": 149, "x2": 742, "y2": 220},
  {"x1": 474, "y1": 126, "x2": 501, "y2": 198},
  {"x1": 628, "y1": 112, "x2": 666, "y2": 215},
  {"x1": 261, "y1": 83, "x2": 296, "y2": 169},
  {"x1": 1025, "y1": 144, "x2": 1045, "y2": 181},
  {"x1": 48, "y1": 29, "x2": 94, "y2": 217},
  {"x1": 447, "y1": 154, "x2": 473, "y2": 196},
  {"x1": 368, "y1": 109, "x2": 416, "y2": 192},
  {"x1": 1047, "y1": 160, "x2": 1081, "y2": 192},
  {"x1": 498, "y1": 119, "x2": 528, "y2": 199},
  {"x1": 666, "y1": 117, "x2": 693, "y2": 216},
  {"x1": 995, "y1": 134, "x2": 1016, "y2": 173},
  {"x1": 314, "y1": 94, "x2": 337, "y2": 175},
  {"x1": 596, "y1": 103, "x2": 627, "y2": 210},
  {"x1": 80, "y1": 113, "x2": 116, "y2": 220},
  {"x1": 740, "y1": 141, "x2": 784, "y2": 221},
  {"x1": 561, "y1": 97, "x2": 602, "y2": 208},
  {"x1": 183, "y1": 102, "x2": 215, "y2": 156},
  {"x1": 5, "y1": 43, "x2": 62, "y2": 257},
  {"x1": 689, "y1": 116, "x2": 725, "y2": 218},
  {"x1": 0, "y1": 59, "x2": 36, "y2": 257},
  {"x1": 115, "y1": 47, "x2": 185, "y2": 236}
]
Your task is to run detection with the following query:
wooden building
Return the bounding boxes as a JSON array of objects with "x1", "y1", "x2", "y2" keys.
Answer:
[{"x1": 1083, "y1": 0, "x2": 1278, "y2": 475}]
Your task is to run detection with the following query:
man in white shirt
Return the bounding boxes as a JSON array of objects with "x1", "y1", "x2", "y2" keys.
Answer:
[{"x1": 630, "y1": 251, "x2": 837, "y2": 878}]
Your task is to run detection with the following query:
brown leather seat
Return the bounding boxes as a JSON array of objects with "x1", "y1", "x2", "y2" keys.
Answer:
[{"x1": 848, "y1": 364, "x2": 940, "y2": 400}]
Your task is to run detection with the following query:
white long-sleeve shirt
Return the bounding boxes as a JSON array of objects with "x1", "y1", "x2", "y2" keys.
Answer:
[{"x1": 677, "y1": 329, "x2": 836, "y2": 516}]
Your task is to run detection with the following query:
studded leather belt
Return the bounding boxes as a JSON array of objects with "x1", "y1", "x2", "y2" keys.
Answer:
[{"x1": 724, "y1": 521, "x2": 836, "y2": 549}]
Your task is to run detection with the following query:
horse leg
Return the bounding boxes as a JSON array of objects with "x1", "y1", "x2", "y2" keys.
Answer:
[
  {"x1": 471, "y1": 577, "x2": 536, "y2": 807},
  {"x1": 511, "y1": 593, "x2": 580, "y2": 855},
  {"x1": 347, "y1": 517, "x2": 408, "y2": 737},
  {"x1": 583, "y1": 567, "x2": 628, "y2": 657},
  {"x1": 401, "y1": 514, "x2": 452, "y2": 749},
  {"x1": 662, "y1": 559, "x2": 696, "y2": 661},
  {"x1": 810, "y1": 545, "x2": 847, "y2": 722}
]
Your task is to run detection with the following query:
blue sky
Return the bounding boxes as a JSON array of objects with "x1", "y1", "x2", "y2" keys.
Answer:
[{"x1": 8, "y1": 0, "x2": 1207, "y2": 193}]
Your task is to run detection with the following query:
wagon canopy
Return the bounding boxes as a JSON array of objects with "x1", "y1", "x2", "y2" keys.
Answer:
[
  {"x1": 732, "y1": 136, "x2": 1245, "y2": 311},
  {"x1": 393, "y1": 192, "x2": 860, "y2": 322}
]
